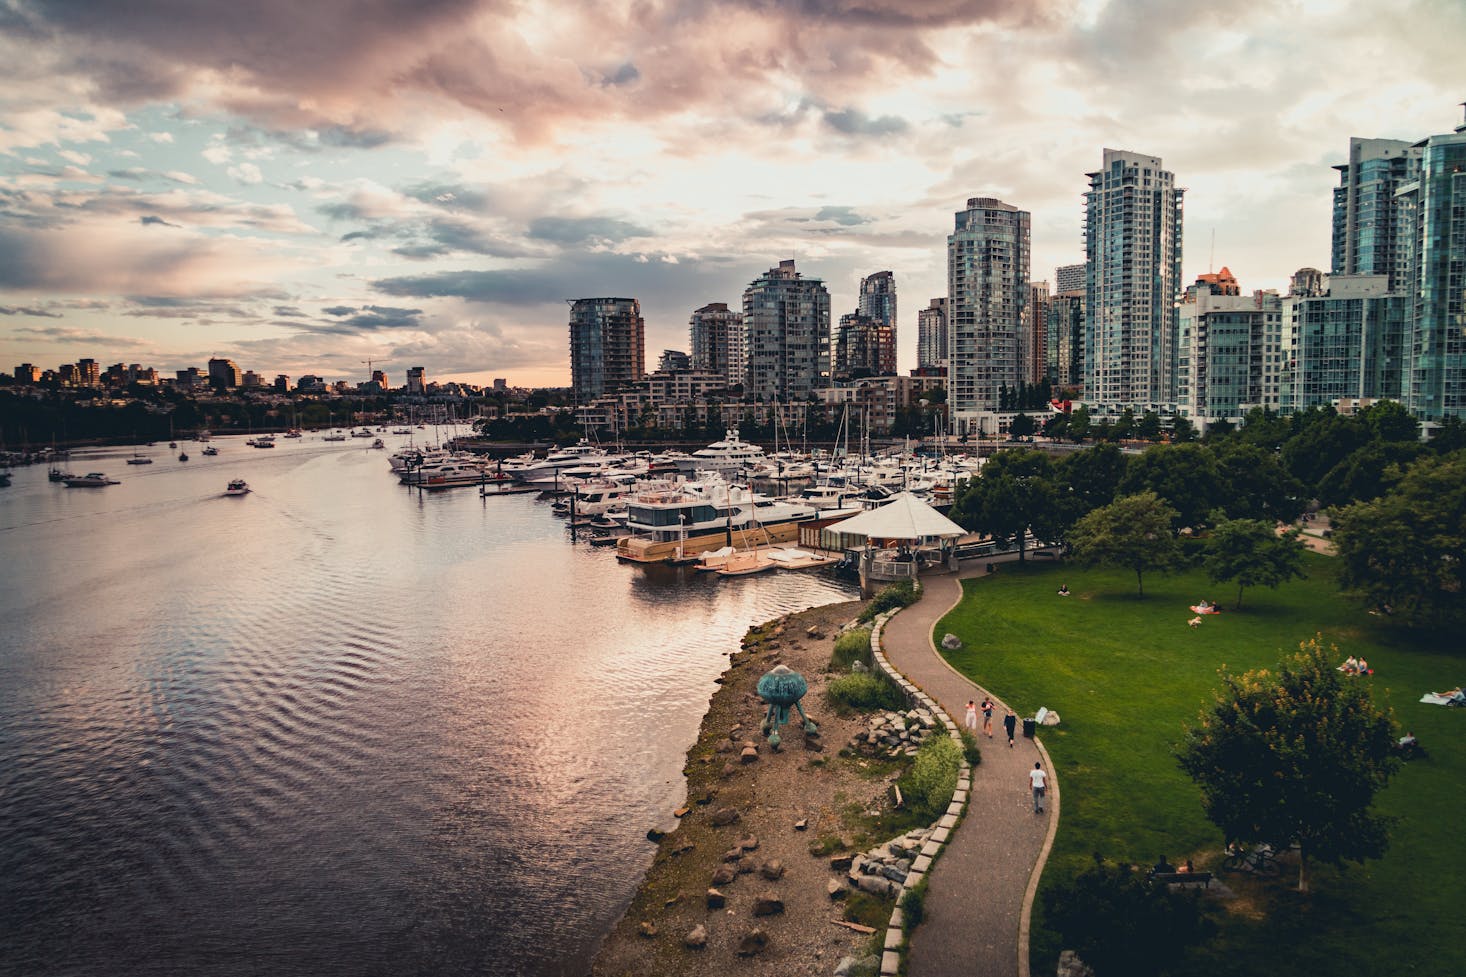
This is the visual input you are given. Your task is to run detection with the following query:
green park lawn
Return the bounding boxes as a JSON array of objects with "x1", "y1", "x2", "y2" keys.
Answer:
[{"x1": 934, "y1": 554, "x2": 1466, "y2": 977}]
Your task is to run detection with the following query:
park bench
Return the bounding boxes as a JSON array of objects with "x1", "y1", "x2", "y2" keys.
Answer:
[{"x1": 1150, "y1": 871, "x2": 1213, "y2": 888}]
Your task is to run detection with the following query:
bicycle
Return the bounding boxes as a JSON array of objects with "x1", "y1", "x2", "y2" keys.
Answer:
[{"x1": 1221, "y1": 843, "x2": 1281, "y2": 877}]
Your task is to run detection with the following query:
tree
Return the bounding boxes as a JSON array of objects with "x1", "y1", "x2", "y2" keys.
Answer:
[
  {"x1": 1067, "y1": 405, "x2": 1091, "y2": 442},
  {"x1": 1042, "y1": 855, "x2": 1214, "y2": 977},
  {"x1": 1169, "y1": 415, "x2": 1196, "y2": 443},
  {"x1": 1068, "y1": 492, "x2": 1183, "y2": 596},
  {"x1": 1056, "y1": 441, "x2": 1126, "y2": 515},
  {"x1": 1176, "y1": 636, "x2": 1399, "y2": 892},
  {"x1": 1281, "y1": 411, "x2": 1368, "y2": 486},
  {"x1": 1202, "y1": 517, "x2": 1307, "y2": 609},
  {"x1": 950, "y1": 449, "x2": 1057, "y2": 561},
  {"x1": 1359, "y1": 400, "x2": 1419, "y2": 443},
  {"x1": 1213, "y1": 441, "x2": 1306, "y2": 523},
  {"x1": 1009, "y1": 412, "x2": 1037, "y2": 440},
  {"x1": 1315, "y1": 440, "x2": 1426, "y2": 507},
  {"x1": 1330, "y1": 452, "x2": 1466, "y2": 626},
  {"x1": 1120, "y1": 443, "x2": 1224, "y2": 532},
  {"x1": 1136, "y1": 410, "x2": 1162, "y2": 442}
]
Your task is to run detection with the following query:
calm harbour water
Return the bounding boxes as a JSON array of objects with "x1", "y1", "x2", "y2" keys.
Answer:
[{"x1": 0, "y1": 436, "x2": 855, "y2": 977}]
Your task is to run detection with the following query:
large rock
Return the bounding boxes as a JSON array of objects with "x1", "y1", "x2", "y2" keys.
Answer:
[
  {"x1": 751, "y1": 895, "x2": 785, "y2": 917},
  {"x1": 740, "y1": 747, "x2": 759, "y2": 764},
  {"x1": 710, "y1": 807, "x2": 741, "y2": 827},
  {"x1": 683, "y1": 924, "x2": 707, "y2": 949},
  {"x1": 706, "y1": 888, "x2": 726, "y2": 910},
  {"x1": 827, "y1": 879, "x2": 847, "y2": 899},
  {"x1": 738, "y1": 834, "x2": 760, "y2": 851},
  {"x1": 736, "y1": 929, "x2": 768, "y2": 957},
  {"x1": 759, "y1": 859, "x2": 785, "y2": 881},
  {"x1": 941, "y1": 633, "x2": 962, "y2": 650},
  {"x1": 638, "y1": 921, "x2": 657, "y2": 938},
  {"x1": 711, "y1": 865, "x2": 736, "y2": 886}
]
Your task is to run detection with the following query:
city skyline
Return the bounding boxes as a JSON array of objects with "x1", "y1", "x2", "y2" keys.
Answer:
[{"x1": 0, "y1": 1, "x2": 1461, "y2": 387}]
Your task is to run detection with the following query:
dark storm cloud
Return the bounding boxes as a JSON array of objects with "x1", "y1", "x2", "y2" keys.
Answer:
[
  {"x1": 0, "y1": 305, "x2": 63, "y2": 317},
  {"x1": 822, "y1": 107, "x2": 908, "y2": 137},
  {"x1": 527, "y1": 216, "x2": 653, "y2": 245}
]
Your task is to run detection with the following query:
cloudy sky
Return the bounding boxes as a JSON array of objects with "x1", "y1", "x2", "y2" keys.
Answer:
[{"x1": 1, "y1": 0, "x2": 1461, "y2": 388}]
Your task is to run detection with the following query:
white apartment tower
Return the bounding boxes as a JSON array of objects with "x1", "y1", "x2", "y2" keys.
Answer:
[
  {"x1": 1084, "y1": 149, "x2": 1184, "y2": 412},
  {"x1": 689, "y1": 302, "x2": 745, "y2": 388},
  {"x1": 947, "y1": 197, "x2": 1029, "y2": 434}
]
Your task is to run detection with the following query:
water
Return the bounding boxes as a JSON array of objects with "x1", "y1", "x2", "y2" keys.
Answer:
[{"x1": 0, "y1": 437, "x2": 855, "y2": 977}]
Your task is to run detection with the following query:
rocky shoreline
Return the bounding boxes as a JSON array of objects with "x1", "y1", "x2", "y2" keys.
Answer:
[{"x1": 589, "y1": 597, "x2": 908, "y2": 977}]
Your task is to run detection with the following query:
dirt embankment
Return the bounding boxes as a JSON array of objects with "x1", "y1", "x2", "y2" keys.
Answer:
[{"x1": 590, "y1": 598, "x2": 899, "y2": 977}]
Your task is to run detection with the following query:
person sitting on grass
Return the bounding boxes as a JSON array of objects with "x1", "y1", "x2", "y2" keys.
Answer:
[
  {"x1": 1057, "y1": 584, "x2": 1070, "y2": 596},
  {"x1": 1433, "y1": 686, "x2": 1466, "y2": 705},
  {"x1": 1342, "y1": 656, "x2": 1360, "y2": 674},
  {"x1": 1357, "y1": 656, "x2": 1371, "y2": 675}
]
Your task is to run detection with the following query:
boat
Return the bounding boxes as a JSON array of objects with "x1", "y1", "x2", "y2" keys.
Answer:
[
  {"x1": 127, "y1": 448, "x2": 153, "y2": 465},
  {"x1": 201, "y1": 446, "x2": 219, "y2": 456},
  {"x1": 350, "y1": 428, "x2": 375, "y2": 438},
  {"x1": 251, "y1": 435, "x2": 276, "y2": 448},
  {"x1": 672, "y1": 430, "x2": 767, "y2": 478},
  {"x1": 225, "y1": 478, "x2": 250, "y2": 496},
  {"x1": 399, "y1": 460, "x2": 491, "y2": 488},
  {"x1": 502, "y1": 441, "x2": 625, "y2": 483},
  {"x1": 178, "y1": 450, "x2": 189, "y2": 461},
  {"x1": 0, "y1": 471, "x2": 10, "y2": 487},
  {"x1": 64, "y1": 472, "x2": 119, "y2": 487},
  {"x1": 370, "y1": 438, "x2": 385, "y2": 449},
  {"x1": 48, "y1": 467, "x2": 73, "y2": 482},
  {"x1": 392, "y1": 428, "x2": 412, "y2": 435},
  {"x1": 322, "y1": 432, "x2": 348, "y2": 442},
  {"x1": 615, "y1": 477, "x2": 817, "y2": 564},
  {"x1": 283, "y1": 429, "x2": 303, "y2": 439}
]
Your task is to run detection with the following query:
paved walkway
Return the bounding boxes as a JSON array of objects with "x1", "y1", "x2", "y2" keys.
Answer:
[{"x1": 880, "y1": 556, "x2": 1057, "y2": 977}]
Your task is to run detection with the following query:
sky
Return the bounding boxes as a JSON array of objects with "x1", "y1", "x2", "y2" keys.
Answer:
[{"x1": 0, "y1": 0, "x2": 1462, "y2": 389}]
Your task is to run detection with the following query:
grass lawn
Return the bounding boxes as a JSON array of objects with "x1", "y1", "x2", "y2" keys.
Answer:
[{"x1": 934, "y1": 554, "x2": 1466, "y2": 977}]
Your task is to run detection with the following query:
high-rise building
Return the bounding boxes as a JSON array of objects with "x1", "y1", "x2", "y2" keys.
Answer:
[
  {"x1": 76, "y1": 358, "x2": 99, "y2": 386},
  {"x1": 1046, "y1": 292, "x2": 1084, "y2": 390},
  {"x1": 1284, "y1": 275, "x2": 1394, "y2": 412},
  {"x1": 1084, "y1": 149, "x2": 1184, "y2": 411},
  {"x1": 1289, "y1": 267, "x2": 1326, "y2": 298},
  {"x1": 833, "y1": 313, "x2": 896, "y2": 379},
  {"x1": 742, "y1": 260, "x2": 830, "y2": 402},
  {"x1": 1331, "y1": 137, "x2": 1418, "y2": 289},
  {"x1": 947, "y1": 197, "x2": 1029, "y2": 431},
  {"x1": 207, "y1": 357, "x2": 240, "y2": 390},
  {"x1": 916, "y1": 298, "x2": 947, "y2": 370},
  {"x1": 241, "y1": 370, "x2": 264, "y2": 388},
  {"x1": 1022, "y1": 282, "x2": 1050, "y2": 384},
  {"x1": 1054, "y1": 263, "x2": 1086, "y2": 295},
  {"x1": 1176, "y1": 271, "x2": 1286, "y2": 425},
  {"x1": 13, "y1": 363, "x2": 40, "y2": 383},
  {"x1": 1393, "y1": 111, "x2": 1466, "y2": 420},
  {"x1": 405, "y1": 366, "x2": 426, "y2": 394},
  {"x1": 274, "y1": 374, "x2": 290, "y2": 392},
  {"x1": 689, "y1": 302, "x2": 745, "y2": 388},
  {"x1": 858, "y1": 269, "x2": 897, "y2": 345},
  {"x1": 656, "y1": 349, "x2": 691, "y2": 373},
  {"x1": 568, "y1": 298, "x2": 645, "y2": 405}
]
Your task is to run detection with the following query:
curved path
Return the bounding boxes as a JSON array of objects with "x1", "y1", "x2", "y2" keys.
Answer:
[{"x1": 880, "y1": 556, "x2": 1059, "y2": 977}]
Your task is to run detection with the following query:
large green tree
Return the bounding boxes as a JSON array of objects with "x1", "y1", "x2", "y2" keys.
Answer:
[
  {"x1": 1120, "y1": 443, "x2": 1224, "y2": 531},
  {"x1": 950, "y1": 449, "x2": 1058, "y2": 561},
  {"x1": 1202, "y1": 517, "x2": 1307, "y2": 609},
  {"x1": 1316, "y1": 440, "x2": 1426, "y2": 507},
  {"x1": 1068, "y1": 491, "x2": 1182, "y2": 596},
  {"x1": 1330, "y1": 452, "x2": 1466, "y2": 626},
  {"x1": 1176, "y1": 636, "x2": 1398, "y2": 892},
  {"x1": 1212, "y1": 441, "x2": 1306, "y2": 524}
]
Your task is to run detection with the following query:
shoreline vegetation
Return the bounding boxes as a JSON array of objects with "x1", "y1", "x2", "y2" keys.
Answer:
[{"x1": 591, "y1": 596, "x2": 935, "y2": 977}]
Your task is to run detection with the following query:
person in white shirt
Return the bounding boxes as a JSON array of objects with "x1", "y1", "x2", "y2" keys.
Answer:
[{"x1": 1029, "y1": 762, "x2": 1048, "y2": 814}]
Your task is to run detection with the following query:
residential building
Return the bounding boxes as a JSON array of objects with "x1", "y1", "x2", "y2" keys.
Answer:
[
  {"x1": 1084, "y1": 149, "x2": 1184, "y2": 411},
  {"x1": 947, "y1": 196, "x2": 1029, "y2": 434},
  {"x1": 1331, "y1": 137, "x2": 1418, "y2": 289},
  {"x1": 689, "y1": 302, "x2": 745, "y2": 389},
  {"x1": 1054, "y1": 262, "x2": 1085, "y2": 295},
  {"x1": 568, "y1": 297, "x2": 645, "y2": 405},
  {"x1": 274, "y1": 375, "x2": 290, "y2": 393},
  {"x1": 76, "y1": 358, "x2": 99, "y2": 386},
  {"x1": 1048, "y1": 268, "x2": 1085, "y2": 390},
  {"x1": 1176, "y1": 270, "x2": 1286, "y2": 426},
  {"x1": 241, "y1": 370, "x2": 264, "y2": 389},
  {"x1": 916, "y1": 298, "x2": 947, "y2": 369},
  {"x1": 405, "y1": 366, "x2": 427, "y2": 394},
  {"x1": 207, "y1": 358, "x2": 240, "y2": 390},
  {"x1": 175, "y1": 367, "x2": 204, "y2": 389},
  {"x1": 742, "y1": 260, "x2": 830, "y2": 402},
  {"x1": 1285, "y1": 275, "x2": 1394, "y2": 412},
  {"x1": 833, "y1": 313, "x2": 896, "y2": 379},
  {"x1": 656, "y1": 349, "x2": 691, "y2": 373},
  {"x1": 1289, "y1": 267, "x2": 1327, "y2": 298},
  {"x1": 858, "y1": 270, "x2": 897, "y2": 346},
  {"x1": 13, "y1": 363, "x2": 40, "y2": 384},
  {"x1": 1022, "y1": 282, "x2": 1050, "y2": 384}
]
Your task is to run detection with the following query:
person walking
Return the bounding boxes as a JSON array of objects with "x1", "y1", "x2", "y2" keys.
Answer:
[
  {"x1": 964, "y1": 700, "x2": 978, "y2": 732},
  {"x1": 1003, "y1": 710, "x2": 1017, "y2": 748},
  {"x1": 981, "y1": 697, "x2": 995, "y2": 738},
  {"x1": 1029, "y1": 762, "x2": 1047, "y2": 814}
]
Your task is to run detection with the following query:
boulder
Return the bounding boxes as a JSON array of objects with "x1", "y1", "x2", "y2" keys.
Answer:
[
  {"x1": 706, "y1": 888, "x2": 726, "y2": 910},
  {"x1": 740, "y1": 747, "x2": 759, "y2": 764},
  {"x1": 710, "y1": 807, "x2": 741, "y2": 827},
  {"x1": 671, "y1": 842, "x2": 695, "y2": 857},
  {"x1": 711, "y1": 865, "x2": 736, "y2": 886},
  {"x1": 941, "y1": 633, "x2": 962, "y2": 650},
  {"x1": 722, "y1": 848, "x2": 744, "y2": 863},
  {"x1": 646, "y1": 828, "x2": 665, "y2": 842},
  {"x1": 794, "y1": 818, "x2": 808, "y2": 831},
  {"x1": 752, "y1": 895, "x2": 785, "y2": 917},
  {"x1": 736, "y1": 928, "x2": 768, "y2": 957},
  {"x1": 638, "y1": 921, "x2": 657, "y2": 938},
  {"x1": 683, "y1": 924, "x2": 707, "y2": 949},
  {"x1": 827, "y1": 879, "x2": 847, "y2": 899},
  {"x1": 759, "y1": 859, "x2": 785, "y2": 880},
  {"x1": 738, "y1": 834, "x2": 759, "y2": 851},
  {"x1": 829, "y1": 854, "x2": 854, "y2": 871}
]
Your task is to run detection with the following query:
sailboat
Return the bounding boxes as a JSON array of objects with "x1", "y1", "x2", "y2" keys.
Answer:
[{"x1": 127, "y1": 443, "x2": 153, "y2": 465}]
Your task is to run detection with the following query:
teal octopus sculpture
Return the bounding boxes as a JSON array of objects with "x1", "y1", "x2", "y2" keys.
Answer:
[{"x1": 756, "y1": 664, "x2": 818, "y2": 749}]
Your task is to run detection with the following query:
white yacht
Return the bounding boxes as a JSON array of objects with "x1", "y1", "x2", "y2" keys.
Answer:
[
  {"x1": 225, "y1": 479, "x2": 250, "y2": 496},
  {"x1": 399, "y1": 459, "x2": 490, "y2": 488},
  {"x1": 64, "y1": 472, "x2": 119, "y2": 487},
  {"x1": 673, "y1": 430, "x2": 766, "y2": 478},
  {"x1": 619, "y1": 477, "x2": 816, "y2": 545},
  {"x1": 504, "y1": 441, "x2": 626, "y2": 483}
]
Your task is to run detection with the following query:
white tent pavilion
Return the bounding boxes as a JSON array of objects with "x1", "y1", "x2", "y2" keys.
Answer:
[{"x1": 827, "y1": 493, "x2": 966, "y2": 593}]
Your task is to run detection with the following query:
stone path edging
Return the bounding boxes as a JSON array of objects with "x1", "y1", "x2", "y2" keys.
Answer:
[{"x1": 867, "y1": 591, "x2": 973, "y2": 977}]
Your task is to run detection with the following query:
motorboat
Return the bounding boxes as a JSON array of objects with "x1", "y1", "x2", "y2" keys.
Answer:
[
  {"x1": 350, "y1": 428, "x2": 375, "y2": 438},
  {"x1": 672, "y1": 430, "x2": 766, "y2": 477},
  {"x1": 126, "y1": 456, "x2": 153, "y2": 465},
  {"x1": 178, "y1": 450, "x2": 189, "y2": 461},
  {"x1": 502, "y1": 441, "x2": 626, "y2": 483},
  {"x1": 619, "y1": 477, "x2": 816, "y2": 546},
  {"x1": 399, "y1": 460, "x2": 491, "y2": 488},
  {"x1": 201, "y1": 446, "x2": 219, "y2": 456},
  {"x1": 64, "y1": 472, "x2": 119, "y2": 487},
  {"x1": 251, "y1": 435, "x2": 276, "y2": 448},
  {"x1": 370, "y1": 438, "x2": 385, "y2": 449},
  {"x1": 283, "y1": 429, "x2": 303, "y2": 439},
  {"x1": 225, "y1": 479, "x2": 250, "y2": 496},
  {"x1": 322, "y1": 432, "x2": 348, "y2": 442}
]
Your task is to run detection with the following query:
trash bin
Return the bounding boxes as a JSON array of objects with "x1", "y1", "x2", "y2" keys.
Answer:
[{"x1": 1022, "y1": 717, "x2": 1037, "y2": 738}]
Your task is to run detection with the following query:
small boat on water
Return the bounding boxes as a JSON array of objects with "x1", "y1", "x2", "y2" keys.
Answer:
[
  {"x1": 225, "y1": 478, "x2": 250, "y2": 496},
  {"x1": 127, "y1": 449, "x2": 152, "y2": 465},
  {"x1": 201, "y1": 446, "x2": 219, "y2": 456},
  {"x1": 64, "y1": 472, "x2": 119, "y2": 487},
  {"x1": 322, "y1": 432, "x2": 348, "y2": 442},
  {"x1": 178, "y1": 450, "x2": 189, "y2": 461},
  {"x1": 370, "y1": 438, "x2": 385, "y2": 449}
]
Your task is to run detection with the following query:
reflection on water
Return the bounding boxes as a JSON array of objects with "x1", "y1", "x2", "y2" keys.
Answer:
[{"x1": 0, "y1": 438, "x2": 855, "y2": 976}]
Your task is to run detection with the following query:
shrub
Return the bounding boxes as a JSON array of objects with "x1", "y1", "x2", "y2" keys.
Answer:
[
  {"x1": 827, "y1": 673, "x2": 906, "y2": 712},
  {"x1": 958, "y1": 727, "x2": 982, "y2": 767},
  {"x1": 1041, "y1": 854, "x2": 1215, "y2": 977},
  {"x1": 899, "y1": 735, "x2": 962, "y2": 821},
  {"x1": 858, "y1": 580, "x2": 919, "y2": 623},
  {"x1": 830, "y1": 627, "x2": 873, "y2": 671},
  {"x1": 899, "y1": 876, "x2": 929, "y2": 932}
]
